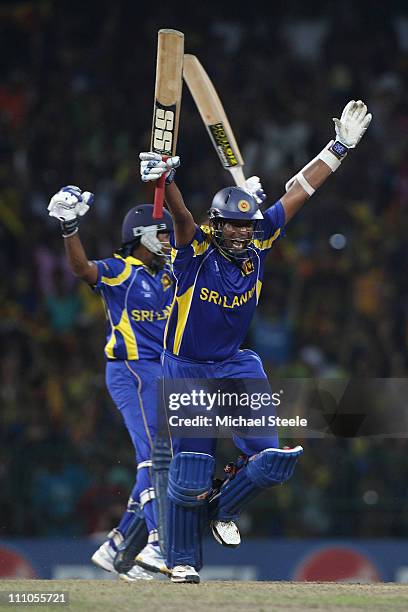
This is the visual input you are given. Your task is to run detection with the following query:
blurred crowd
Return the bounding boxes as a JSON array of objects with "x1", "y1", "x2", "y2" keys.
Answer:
[{"x1": 1, "y1": 1, "x2": 408, "y2": 538}]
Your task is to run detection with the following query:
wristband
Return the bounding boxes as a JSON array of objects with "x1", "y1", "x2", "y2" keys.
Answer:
[
  {"x1": 329, "y1": 140, "x2": 349, "y2": 160},
  {"x1": 318, "y1": 140, "x2": 348, "y2": 172},
  {"x1": 165, "y1": 168, "x2": 177, "y2": 185},
  {"x1": 61, "y1": 218, "x2": 79, "y2": 237}
]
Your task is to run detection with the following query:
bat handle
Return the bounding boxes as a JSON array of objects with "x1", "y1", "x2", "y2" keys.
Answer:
[{"x1": 153, "y1": 155, "x2": 169, "y2": 219}]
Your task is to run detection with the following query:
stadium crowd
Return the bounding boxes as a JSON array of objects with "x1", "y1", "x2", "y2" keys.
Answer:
[{"x1": 1, "y1": 1, "x2": 407, "y2": 538}]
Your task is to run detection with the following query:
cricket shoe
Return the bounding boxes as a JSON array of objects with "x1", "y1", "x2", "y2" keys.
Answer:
[
  {"x1": 91, "y1": 540, "x2": 117, "y2": 574},
  {"x1": 171, "y1": 565, "x2": 200, "y2": 584},
  {"x1": 119, "y1": 565, "x2": 154, "y2": 582},
  {"x1": 136, "y1": 543, "x2": 171, "y2": 576},
  {"x1": 210, "y1": 520, "x2": 241, "y2": 548}
]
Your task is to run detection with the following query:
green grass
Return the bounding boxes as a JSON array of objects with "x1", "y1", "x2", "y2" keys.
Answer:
[{"x1": 0, "y1": 580, "x2": 408, "y2": 611}]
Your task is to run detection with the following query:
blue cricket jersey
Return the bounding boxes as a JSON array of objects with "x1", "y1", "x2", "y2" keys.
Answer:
[
  {"x1": 164, "y1": 200, "x2": 285, "y2": 362},
  {"x1": 93, "y1": 254, "x2": 174, "y2": 360}
]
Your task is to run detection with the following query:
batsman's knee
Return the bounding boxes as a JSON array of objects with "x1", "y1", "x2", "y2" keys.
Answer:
[
  {"x1": 168, "y1": 452, "x2": 215, "y2": 507},
  {"x1": 247, "y1": 446, "x2": 303, "y2": 488}
]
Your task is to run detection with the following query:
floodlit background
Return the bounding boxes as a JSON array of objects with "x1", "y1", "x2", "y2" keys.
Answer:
[{"x1": 1, "y1": 0, "x2": 407, "y2": 581}]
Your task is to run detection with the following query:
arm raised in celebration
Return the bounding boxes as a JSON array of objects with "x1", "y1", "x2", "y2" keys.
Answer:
[{"x1": 281, "y1": 100, "x2": 372, "y2": 223}]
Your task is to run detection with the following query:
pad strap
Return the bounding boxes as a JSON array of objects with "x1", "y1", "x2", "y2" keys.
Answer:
[
  {"x1": 140, "y1": 487, "x2": 155, "y2": 508},
  {"x1": 148, "y1": 529, "x2": 159, "y2": 543}
]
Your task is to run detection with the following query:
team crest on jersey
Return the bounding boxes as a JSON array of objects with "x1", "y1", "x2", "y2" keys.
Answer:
[
  {"x1": 161, "y1": 273, "x2": 172, "y2": 291},
  {"x1": 241, "y1": 258, "x2": 254, "y2": 275},
  {"x1": 142, "y1": 280, "x2": 151, "y2": 292},
  {"x1": 237, "y1": 199, "x2": 250, "y2": 212}
]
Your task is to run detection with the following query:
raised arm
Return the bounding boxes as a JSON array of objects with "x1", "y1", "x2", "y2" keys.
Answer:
[
  {"x1": 48, "y1": 186, "x2": 98, "y2": 284},
  {"x1": 140, "y1": 152, "x2": 195, "y2": 246},
  {"x1": 281, "y1": 100, "x2": 372, "y2": 223}
]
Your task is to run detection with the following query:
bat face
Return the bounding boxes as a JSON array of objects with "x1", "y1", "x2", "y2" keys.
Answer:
[
  {"x1": 183, "y1": 54, "x2": 246, "y2": 187},
  {"x1": 150, "y1": 29, "x2": 184, "y2": 218},
  {"x1": 151, "y1": 29, "x2": 184, "y2": 157}
]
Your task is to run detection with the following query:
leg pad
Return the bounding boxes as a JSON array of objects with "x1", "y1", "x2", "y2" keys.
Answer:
[
  {"x1": 166, "y1": 452, "x2": 215, "y2": 570},
  {"x1": 168, "y1": 452, "x2": 215, "y2": 507},
  {"x1": 213, "y1": 446, "x2": 303, "y2": 521}
]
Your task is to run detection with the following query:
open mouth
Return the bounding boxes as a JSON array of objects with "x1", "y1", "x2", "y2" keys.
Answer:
[{"x1": 228, "y1": 239, "x2": 249, "y2": 251}]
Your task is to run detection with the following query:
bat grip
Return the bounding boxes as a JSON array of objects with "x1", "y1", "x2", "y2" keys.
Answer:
[{"x1": 153, "y1": 155, "x2": 169, "y2": 219}]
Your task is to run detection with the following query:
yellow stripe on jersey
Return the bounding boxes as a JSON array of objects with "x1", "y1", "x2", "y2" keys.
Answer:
[
  {"x1": 122, "y1": 255, "x2": 145, "y2": 267},
  {"x1": 173, "y1": 285, "x2": 195, "y2": 355},
  {"x1": 253, "y1": 228, "x2": 281, "y2": 250},
  {"x1": 256, "y1": 279, "x2": 263, "y2": 303},
  {"x1": 192, "y1": 236, "x2": 211, "y2": 256},
  {"x1": 104, "y1": 327, "x2": 117, "y2": 359},
  {"x1": 171, "y1": 235, "x2": 211, "y2": 261},
  {"x1": 163, "y1": 290, "x2": 177, "y2": 350},
  {"x1": 101, "y1": 259, "x2": 133, "y2": 286},
  {"x1": 105, "y1": 307, "x2": 139, "y2": 359}
]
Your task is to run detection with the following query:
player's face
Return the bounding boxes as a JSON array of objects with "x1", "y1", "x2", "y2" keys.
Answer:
[{"x1": 221, "y1": 219, "x2": 254, "y2": 251}]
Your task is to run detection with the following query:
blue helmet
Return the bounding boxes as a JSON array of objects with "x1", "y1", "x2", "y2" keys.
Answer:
[
  {"x1": 121, "y1": 204, "x2": 173, "y2": 244},
  {"x1": 209, "y1": 186, "x2": 263, "y2": 221},
  {"x1": 120, "y1": 204, "x2": 173, "y2": 257}
]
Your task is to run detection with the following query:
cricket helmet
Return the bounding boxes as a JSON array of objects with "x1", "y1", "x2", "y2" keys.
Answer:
[
  {"x1": 208, "y1": 187, "x2": 264, "y2": 262},
  {"x1": 121, "y1": 204, "x2": 173, "y2": 256},
  {"x1": 209, "y1": 186, "x2": 263, "y2": 221}
]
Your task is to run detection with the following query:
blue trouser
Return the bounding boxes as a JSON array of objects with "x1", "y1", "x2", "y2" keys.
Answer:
[
  {"x1": 162, "y1": 349, "x2": 281, "y2": 570},
  {"x1": 163, "y1": 348, "x2": 279, "y2": 456},
  {"x1": 106, "y1": 359, "x2": 160, "y2": 540}
]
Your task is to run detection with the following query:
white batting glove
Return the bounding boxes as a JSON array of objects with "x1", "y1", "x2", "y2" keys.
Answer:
[
  {"x1": 332, "y1": 100, "x2": 372, "y2": 148},
  {"x1": 48, "y1": 185, "x2": 94, "y2": 237},
  {"x1": 139, "y1": 152, "x2": 180, "y2": 183},
  {"x1": 48, "y1": 185, "x2": 94, "y2": 221},
  {"x1": 244, "y1": 175, "x2": 266, "y2": 205}
]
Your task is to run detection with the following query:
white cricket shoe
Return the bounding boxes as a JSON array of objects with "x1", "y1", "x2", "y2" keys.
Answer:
[
  {"x1": 210, "y1": 520, "x2": 241, "y2": 548},
  {"x1": 91, "y1": 540, "x2": 117, "y2": 573},
  {"x1": 136, "y1": 543, "x2": 170, "y2": 576},
  {"x1": 171, "y1": 565, "x2": 200, "y2": 584},
  {"x1": 119, "y1": 565, "x2": 154, "y2": 582}
]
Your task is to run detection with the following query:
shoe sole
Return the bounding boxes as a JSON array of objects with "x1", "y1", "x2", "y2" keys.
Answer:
[
  {"x1": 210, "y1": 522, "x2": 241, "y2": 548},
  {"x1": 135, "y1": 557, "x2": 172, "y2": 577},
  {"x1": 171, "y1": 574, "x2": 200, "y2": 584}
]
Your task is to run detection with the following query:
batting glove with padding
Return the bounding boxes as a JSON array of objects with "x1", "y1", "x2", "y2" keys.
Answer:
[
  {"x1": 333, "y1": 100, "x2": 372, "y2": 148},
  {"x1": 140, "y1": 152, "x2": 180, "y2": 184},
  {"x1": 48, "y1": 185, "x2": 94, "y2": 237},
  {"x1": 244, "y1": 176, "x2": 266, "y2": 205}
]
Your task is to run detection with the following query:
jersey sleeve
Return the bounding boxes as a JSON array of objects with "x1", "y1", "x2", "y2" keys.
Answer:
[
  {"x1": 253, "y1": 200, "x2": 286, "y2": 252},
  {"x1": 169, "y1": 225, "x2": 212, "y2": 279},
  {"x1": 92, "y1": 257, "x2": 130, "y2": 292}
]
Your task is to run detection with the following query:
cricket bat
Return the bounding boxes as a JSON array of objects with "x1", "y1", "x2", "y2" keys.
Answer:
[
  {"x1": 183, "y1": 54, "x2": 246, "y2": 188},
  {"x1": 151, "y1": 29, "x2": 184, "y2": 219}
]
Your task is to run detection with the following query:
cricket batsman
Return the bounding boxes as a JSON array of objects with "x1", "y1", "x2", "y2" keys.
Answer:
[
  {"x1": 139, "y1": 100, "x2": 372, "y2": 583},
  {"x1": 47, "y1": 194, "x2": 174, "y2": 580}
]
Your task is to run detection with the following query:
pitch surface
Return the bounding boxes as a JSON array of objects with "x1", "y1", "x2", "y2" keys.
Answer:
[{"x1": 1, "y1": 580, "x2": 408, "y2": 611}]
